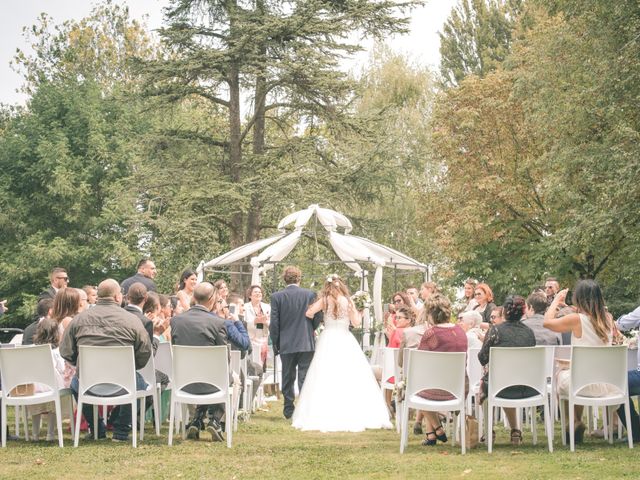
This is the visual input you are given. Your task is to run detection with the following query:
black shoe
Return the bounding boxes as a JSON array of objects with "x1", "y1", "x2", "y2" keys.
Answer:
[
  {"x1": 434, "y1": 425, "x2": 448, "y2": 443},
  {"x1": 422, "y1": 432, "x2": 437, "y2": 446},
  {"x1": 111, "y1": 435, "x2": 128, "y2": 443},
  {"x1": 187, "y1": 425, "x2": 200, "y2": 440},
  {"x1": 84, "y1": 431, "x2": 107, "y2": 441},
  {"x1": 284, "y1": 411, "x2": 293, "y2": 420},
  {"x1": 206, "y1": 419, "x2": 224, "y2": 442}
]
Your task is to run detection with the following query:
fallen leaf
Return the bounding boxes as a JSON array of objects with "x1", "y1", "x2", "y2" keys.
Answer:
[
  {"x1": 461, "y1": 469, "x2": 472, "y2": 476},
  {"x1": 35, "y1": 459, "x2": 44, "y2": 465}
]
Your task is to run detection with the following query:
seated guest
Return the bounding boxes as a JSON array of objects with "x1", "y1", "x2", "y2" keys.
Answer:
[
  {"x1": 82, "y1": 285, "x2": 97, "y2": 306},
  {"x1": 170, "y1": 282, "x2": 228, "y2": 442},
  {"x1": 53, "y1": 288, "x2": 81, "y2": 332},
  {"x1": 22, "y1": 298, "x2": 53, "y2": 345},
  {"x1": 544, "y1": 280, "x2": 615, "y2": 444},
  {"x1": 490, "y1": 306, "x2": 505, "y2": 326},
  {"x1": 125, "y1": 282, "x2": 154, "y2": 348},
  {"x1": 31, "y1": 318, "x2": 67, "y2": 441},
  {"x1": 388, "y1": 306, "x2": 413, "y2": 348},
  {"x1": 60, "y1": 279, "x2": 152, "y2": 441},
  {"x1": 417, "y1": 294, "x2": 468, "y2": 446},
  {"x1": 459, "y1": 310, "x2": 484, "y2": 349},
  {"x1": 384, "y1": 292, "x2": 412, "y2": 342},
  {"x1": 522, "y1": 291, "x2": 560, "y2": 345},
  {"x1": 479, "y1": 295, "x2": 536, "y2": 446},
  {"x1": 473, "y1": 282, "x2": 496, "y2": 324}
]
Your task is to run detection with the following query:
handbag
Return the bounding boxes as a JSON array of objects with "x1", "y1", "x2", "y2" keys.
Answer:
[{"x1": 465, "y1": 415, "x2": 479, "y2": 449}]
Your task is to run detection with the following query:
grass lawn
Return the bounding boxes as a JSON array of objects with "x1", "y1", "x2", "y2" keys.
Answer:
[{"x1": 0, "y1": 400, "x2": 636, "y2": 479}]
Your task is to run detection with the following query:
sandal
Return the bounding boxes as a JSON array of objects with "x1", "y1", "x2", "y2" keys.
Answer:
[
  {"x1": 510, "y1": 428, "x2": 522, "y2": 446},
  {"x1": 434, "y1": 425, "x2": 448, "y2": 443},
  {"x1": 422, "y1": 432, "x2": 437, "y2": 446},
  {"x1": 480, "y1": 430, "x2": 496, "y2": 443}
]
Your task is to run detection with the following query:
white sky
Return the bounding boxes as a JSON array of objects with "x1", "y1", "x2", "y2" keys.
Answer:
[{"x1": 0, "y1": 0, "x2": 456, "y2": 106}]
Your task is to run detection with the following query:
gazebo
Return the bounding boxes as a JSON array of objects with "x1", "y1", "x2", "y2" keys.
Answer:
[{"x1": 196, "y1": 204, "x2": 429, "y2": 340}]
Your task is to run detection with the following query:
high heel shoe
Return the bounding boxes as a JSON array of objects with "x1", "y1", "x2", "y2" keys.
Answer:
[
  {"x1": 434, "y1": 424, "x2": 448, "y2": 443},
  {"x1": 421, "y1": 432, "x2": 437, "y2": 446}
]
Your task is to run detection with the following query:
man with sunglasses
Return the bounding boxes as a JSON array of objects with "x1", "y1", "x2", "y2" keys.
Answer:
[{"x1": 37, "y1": 267, "x2": 69, "y2": 301}]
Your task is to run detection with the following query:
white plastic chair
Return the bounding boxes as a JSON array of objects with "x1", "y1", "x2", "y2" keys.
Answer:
[
  {"x1": 73, "y1": 345, "x2": 139, "y2": 447},
  {"x1": 168, "y1": 345, "x2": 232, "y2": 448},
  {"x1": 559, "y1": 345, "x2": 633, "y2": 451},
  {"x1": 0, "y1": 343, "x2": 27, "y2": 439},
  {"x1": 0, "y1": 344, "x2": 65, "y2": 447},
  {"x1": 399, "y1": 350, "x2": 467, "y2": 454},
  {"x1": 137, "y1": 354, "x2": 161, "y2": 438},
  {"x1": 485, "y1": 346, "x2": 553, "y2": 453},
  {"x1": 230, "y1": 350, "x2": 250, "y2": 431},
  {"x1": 466, "y1": 348, "x2": 483, "y2": 425},
  {"x1": 381, "y1": 347, "x2": 399, "y2": 431}
]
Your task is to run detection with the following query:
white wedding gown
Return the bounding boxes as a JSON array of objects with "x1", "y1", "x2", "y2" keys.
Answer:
[{"x1": 292, "y1": 296, "x2": 392, "y2": 432}]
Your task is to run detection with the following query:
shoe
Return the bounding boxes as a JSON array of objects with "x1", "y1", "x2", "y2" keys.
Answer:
[
  {"x1": 510, "y1": 429, "x2": 522, "y2": 446},
  {"x1": 186, "y1": 425, "x2": 200, "y2": 440},
  {"x1": 111, "y1": 435, "x2": 128, "y2": 443},
  {"x1": 413, "y1": 422, "x2": 423, "y2": 435},
  {"x1": 84, "y1": 431, "x2": 107, "y2": 441},
  {"x1": 574, "y1": 422, "x2": 586, "y2": 444},
  {"x1": 206, "y1": 419, "x2": 224, "y2": 442},
  {"x1": 481, "y1": 430, "x2": 496, "y2": 443},
  {"x1": 434, "y1": 425, "x2": 448, "y2": 443},
  {"x1": 421, "y1": 432, "x2": 437, "y2": 446}
]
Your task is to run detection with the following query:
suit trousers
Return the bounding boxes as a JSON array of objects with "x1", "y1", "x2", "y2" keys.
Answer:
[{"x1": 280, "y1": 351, "x2": 314, "y2": 418}]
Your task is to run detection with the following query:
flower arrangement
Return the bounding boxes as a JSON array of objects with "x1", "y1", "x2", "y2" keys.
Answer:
[
  {"x1": 351, "y1": 290, "x2": 372, "y2": 311},
  {"x1": 621, "y1": 329, "x2": 639, "y2": 350}
]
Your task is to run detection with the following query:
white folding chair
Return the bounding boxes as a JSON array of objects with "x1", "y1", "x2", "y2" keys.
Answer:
[
  {"x1": 73, "y1": 345, "x2": 139, "y2": 447},
  {"x1": 485, "y1": 347, "x2": 553, "y2": 453},
  {"x1": 168, "y1": 345, "x2": 232, "y2": 448},
  {"x1": 381, "y1": 347, "x2": 399, "y2": 431},
  {"x1": 399, "y1": 350, "x2": 467, "y2": 454},
  {"x1": 0, "y1": 344, "x2": 65, "y2": 447},
  {"x1": 559, "y1": 345, "x2": 633, "y2": 451},
  {"x1": 137, "y1": 355, "x2": 161, "y2": 438}
]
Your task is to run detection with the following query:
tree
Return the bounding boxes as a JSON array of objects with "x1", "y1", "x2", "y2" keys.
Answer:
[
  {"x1": 137, "y1": 0, "x2": 419, "y2": 273},
  {"x1": 438, "y1": 0, "x2": 523, "y2": 87}
]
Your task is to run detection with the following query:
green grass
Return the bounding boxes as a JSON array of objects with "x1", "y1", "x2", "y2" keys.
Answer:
[{"x1": 0, "y1": 401, "x2": 637, "y2": 479}]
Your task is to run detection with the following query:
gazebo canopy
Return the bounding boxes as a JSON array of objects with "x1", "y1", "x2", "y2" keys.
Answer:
[{"x1": 197, "y1": 204, "x2": 429, "y2": 326}]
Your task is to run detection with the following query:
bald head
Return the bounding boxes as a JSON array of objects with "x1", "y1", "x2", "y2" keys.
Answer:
[
  {"x1": 194, "y1": 282, "x2": 217, "y2": 310},
  {"x1": 98, "y1": 279, "x2": 121, "y2": 299}
]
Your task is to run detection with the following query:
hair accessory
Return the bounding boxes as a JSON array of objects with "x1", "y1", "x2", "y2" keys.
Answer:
[{"x1": 326, "y1": 274, "x2": 338, "y2": 283}]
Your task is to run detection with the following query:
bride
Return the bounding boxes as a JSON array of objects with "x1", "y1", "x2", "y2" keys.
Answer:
[{"x1": 292, "y1": 274, "x2": 392, "y2": 432}]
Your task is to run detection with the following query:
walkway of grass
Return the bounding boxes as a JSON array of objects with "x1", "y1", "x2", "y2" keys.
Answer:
[{"x1": 0, "y1": 400, "x2": 636, "y2": 479}]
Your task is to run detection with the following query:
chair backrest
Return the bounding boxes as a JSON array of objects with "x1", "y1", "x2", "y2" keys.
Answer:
[
  {"x1": 171, "y1": 345, "x2": 229, "y2": 393},
  {"x1": 488, "y1": 347, "x2": 547, "y2": 398},
  {"x1": 467, "y1": 347, "x2": 482, "y2": 386},
  {"x1": 570, "y1": 345, "x2": 628, "y2": 396},
  {"x1": 382, "y1": 347, "x2": 399, "y2": 385},
  {"x1": 0, "y1": 344, "x2": 58, "y2": 395},
  {"x1": 78, "y1": 345, "x2": 136, "y2": 396},
  {"x1": 137, "y1": 352, "x2": 156, "y2": 387},
  {"x1": 230, "y1": 350, "x2": 241, "y2": 376},
  {"x1": 155, "y1": 342, "x2": 172, "y2": 378},
  {"x1": 405, "y1": 349, "x2": 466, "y2": 400}
]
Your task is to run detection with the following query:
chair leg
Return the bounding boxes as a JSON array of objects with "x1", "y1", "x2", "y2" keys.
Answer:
[
  {"x1": 543, "y1": 399, "x2": 553, "y2": 453},
  {"x1": 1, "y1": 402, "x2": 7, "y2": 447},
  {"x1": 139, "y1": 398, "x2": 145, "y2": 442},
  {"x1": 74, "y1": 402, "x2": 83, "y2": 447},
  {"x1": 93, "y1": 405, "x2": 98, "y2": 440},
  {"x1": 168, "y1": 397, "x2": 175, "y2": 446},
  {"x1": 22, "y1": 406, "x2": 29, "y2": 441},
  {"x1": 624, "y1": 400, "x2": 634, "y2": 449},
  {"x1": 54, "y1": 398, "x2": 64, "y2": 448},
  {"x1": 559, "y1": 399, "x2": 566, "y2": 446},
  {"x1": 532, "y1": 406, "x2": 538, "y2": 445},
  {"x1": 460, "y1": 411, "x2": 466, "y2": 455},
  {"x1": 131, "y1": 400, "x2": 137, "y2": 448},
  {"x1": 569, "y1": 401, "x2": 575, "y2": 452},
  {"x1": 487, "y1": 402, "x2": 494, "y2": 453},
  {"x1": 153, "y1": 387, "x2": 161, "y2": 436},
  {"x1": 226, "y1": 400, "x2": 232, "y2": 448}
]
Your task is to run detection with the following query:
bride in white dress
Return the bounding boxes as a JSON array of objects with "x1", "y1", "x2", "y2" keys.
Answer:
[{"x1": 292, "y1": 274, "x2": 392, "y2": 432}]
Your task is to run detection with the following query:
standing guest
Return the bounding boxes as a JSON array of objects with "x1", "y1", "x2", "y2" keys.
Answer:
[
  {"x1": 244, "y1": 285, "x2": 271, "y2": 366},
  {"x1": 121, "y1": 259, "x2": 157, "y2": 295},
  {"x1": 479, "y1": 295, "x2": 536, "y2": 446},
  {"x1": 461, "y1": 278, "x2": 479, "y2": 312},
  {"x1": 22, "y1": 298, "x2": 54, "y2": 345},
  {"x1": 406, "y1": 286, "x2": 423, "y2": 309},
  {"x1": 522, "y1": 291, "x2": 560, "y2": 345},
  {"x1": 60, "y1": 279, "x2": 152, "y2": 442},
  {"x1": 544, "y1": 277, "x2": 561, "y2": 305},
  {"x1": 170, "y1": 282, "x2": 229, "y2": 441},
  {"x1": 459, "y1": 310, "x2": 484, "y2": 349},
  {"x1": 176, "y1": 269, "x2": 198, "y2": 313},
  {"x1": 214, "y1": 279, "x2": 230, "y2": 301},
  {"x1": 388, "y1": 306, "x2": 413, "y2": 348},
  {"x1": 417, "y1": 294, "x2": 468, "y2": 446},
  {"x1": 384, "y1": 291, "x2": 412, "y2": 341},
  {"x1": 38, "y1": 267, "x2": 69, "y2": 301},
  {"x1": 124, "y1": 282, "x2": 154, "y2": 348},
  {"x1": 543, "y1": 280, "x2": 614, "y2": 444},
  {"x1": 473, "y1": 283, "x2": 496, "y2": 324},
  {"x1": 82, "y1": 285, "x2": 97, "y2": 306},
  {"x1": 52, "y1": 288, "x2": 81, "y2": 333}
]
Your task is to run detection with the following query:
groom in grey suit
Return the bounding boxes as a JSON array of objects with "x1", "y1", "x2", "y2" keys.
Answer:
[{"x1": 270, "y1": 265, "x2": 323, "y2": 419}]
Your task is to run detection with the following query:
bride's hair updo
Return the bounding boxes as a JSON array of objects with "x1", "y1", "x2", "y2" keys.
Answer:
[{"x1": 322, "y1": 274, "x2": 351, "y2": 318}]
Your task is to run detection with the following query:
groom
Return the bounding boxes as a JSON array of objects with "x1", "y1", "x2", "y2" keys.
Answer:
[{"x1": 270, "y1": 265, "x2": 322, "y2": 419}]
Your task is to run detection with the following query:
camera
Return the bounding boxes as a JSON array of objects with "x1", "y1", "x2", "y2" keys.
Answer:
[{"x1": 229, "y1": 304, "x2": 237, "y2": 315}]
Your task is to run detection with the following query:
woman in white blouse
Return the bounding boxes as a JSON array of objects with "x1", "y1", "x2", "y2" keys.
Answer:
[{"x1": 244, "y1": 285, "x2": 270, "y2": 366}]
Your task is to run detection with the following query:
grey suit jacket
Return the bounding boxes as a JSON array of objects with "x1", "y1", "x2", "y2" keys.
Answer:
[{"x1": 269, "y1": 285, "x2": 322, "y2": 355}]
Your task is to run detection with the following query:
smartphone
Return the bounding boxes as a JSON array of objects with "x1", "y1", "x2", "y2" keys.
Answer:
[
  {"x1": 229, "y1": 304, "x2": 237, "y2": 315},
  {"x1": 256, "y1": 323, "x2": 264, "y2": 329},
  {"x1": 564, "y1": 290, "x2": 573, "y2": 306},
  {"x1": 383, "y1": 304, "x2": 389, "y2": 314}
]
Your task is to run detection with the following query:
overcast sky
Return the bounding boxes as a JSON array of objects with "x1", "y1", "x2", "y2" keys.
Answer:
[{"x1": 0, "y1": 0, "x2": 456, "y2": 106}]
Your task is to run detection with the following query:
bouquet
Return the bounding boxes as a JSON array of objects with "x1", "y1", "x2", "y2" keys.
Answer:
[{"x1": 351, "y1": 290, "x2": 372, "y2": 311}]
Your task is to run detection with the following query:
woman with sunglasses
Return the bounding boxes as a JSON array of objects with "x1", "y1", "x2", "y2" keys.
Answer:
[{"x1": 384, "y1": 291, "x2": 413, "y2": 342}]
